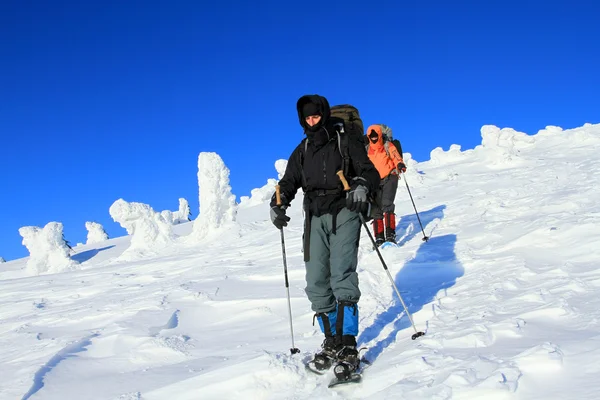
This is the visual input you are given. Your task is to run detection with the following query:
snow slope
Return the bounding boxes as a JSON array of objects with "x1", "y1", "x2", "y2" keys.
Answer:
[{"x1": 1, "y1": 123, "x2": 599, "y2": 399}]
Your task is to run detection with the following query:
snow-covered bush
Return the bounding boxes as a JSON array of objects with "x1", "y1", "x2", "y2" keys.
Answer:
[
  {"x1": 191, "y1": 152, "x2": 238, "y2": 239},
  {"x1": 18, "y1": 222, "x2": 78, "y2": 275},
  {"x1": 109, "y1": 199, "x2": 175, "y2": 255},
  {"x1": 85, "y1": 221, "x2": 109, "y2": 244}
]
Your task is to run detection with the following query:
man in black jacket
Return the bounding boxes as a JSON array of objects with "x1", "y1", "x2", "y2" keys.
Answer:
[{"x1": 270, "y1": 94, "x2": 380, "y2": 374}]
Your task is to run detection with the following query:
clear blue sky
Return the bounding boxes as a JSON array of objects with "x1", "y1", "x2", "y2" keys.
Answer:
[{"x1": 1, "y1": 0, "x2": 598, "y2": 261}]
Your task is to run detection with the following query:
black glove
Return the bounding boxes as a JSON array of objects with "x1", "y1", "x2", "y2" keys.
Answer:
[
  {"x1": 346, "y1": 178, "x2": 369, "y2": 215},
  {"x1": 270, "y1": 191, "x2": 290, "y2": 229},
  {"x1": 397, "y1": 161, "x2": 406, "y2": 173},
  {"x1": 270, "y1": 206, "x2": 290, "y2": 229}
]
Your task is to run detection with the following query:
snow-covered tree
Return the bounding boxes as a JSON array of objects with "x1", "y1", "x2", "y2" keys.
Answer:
[
  {"x1": 191, "y1": 152, "x2": 238, "y2": 240},
  {"x1": 160, "y1": 210, "x2": 175, "y2": 224},
  {"x1": 85, "y1": 221, "x2": 109, "y2": 244},
  {"x1": 0, "y1": 257, "x2": 5, "y2": 263},
  {"x1": 109, "y1": 198, "x2": 175, "y2": 256},
  {"x1": 62, "y1": 233, "x2": 73, "y2": 252},
  {"x1": 19, "y1": 222, "x2": 78, "y2": 275},
  {"x1": 173, "y1": 198, "x2": 191, "y2": 224},
  {"x1": 159, "y1": 198, "x2": 191, "y2": 226}
]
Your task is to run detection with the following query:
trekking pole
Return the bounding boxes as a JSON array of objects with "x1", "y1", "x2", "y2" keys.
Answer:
[
  {"x1": 401, "y1": 174, "x2": 429, "y2": 242},
  {"x1": 336, "y1": 171, "x2": 425, "y2": 340},
  {"x1": 275, "y1": 185, "x2": 301, "y2": 355}
]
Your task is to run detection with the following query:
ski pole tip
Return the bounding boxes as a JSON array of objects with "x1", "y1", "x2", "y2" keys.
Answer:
[
  {"x1": 290, "y1": 348, "x2": 301, "y2": 355},
  {"x1": 422, "y1": 236, "x2": 429, "y2": 242},
  {"x1": 411, "y1": 332, "x2": 425, "y2": 340}
]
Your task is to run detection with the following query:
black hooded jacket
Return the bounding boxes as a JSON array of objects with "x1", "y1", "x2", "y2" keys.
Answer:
[{"x1": 273, "y1": 95, "x2": 380, "y2": 217}]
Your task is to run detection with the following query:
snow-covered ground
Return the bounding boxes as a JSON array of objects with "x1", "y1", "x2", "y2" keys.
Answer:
[{"x1": 1, "y1": 123, "x2": 599, "y2": 399}]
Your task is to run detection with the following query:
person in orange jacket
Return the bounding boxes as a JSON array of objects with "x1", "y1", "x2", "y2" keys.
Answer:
[{"x1": 365, "y1": 124, "x2": 406, "y2": 246}]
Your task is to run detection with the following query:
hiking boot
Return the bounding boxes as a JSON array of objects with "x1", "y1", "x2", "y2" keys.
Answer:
[
  {"x1": 312, "y1": 336, "x2": 339, "y2": 371},
  {"x1": 385, "y1": 228, "x2": 396, "y2": 243},
  {"x1": 384, "y1": 213, "x2": 396, "y2": 243},
  {"x1": 372, "y1": 218, "x2": 385, "y2": 248}
]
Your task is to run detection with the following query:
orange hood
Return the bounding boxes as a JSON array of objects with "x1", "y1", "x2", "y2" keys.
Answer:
[{"x1": 366, "y1": 124, "x2": 384, "y2": 150}]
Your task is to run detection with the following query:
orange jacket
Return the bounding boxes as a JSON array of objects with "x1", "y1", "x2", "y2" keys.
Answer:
[{"x1": 366, "y1": 124, "x2": 404, "y2": 179}]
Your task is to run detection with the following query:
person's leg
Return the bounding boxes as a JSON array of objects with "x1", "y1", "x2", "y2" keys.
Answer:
[
  {"x1": 328, "y1": 208, "x2": 362, "y2": 373},
  {"x1": 382, "y1": 174, "x2": 399, "y2": 242},
  {"x1": 371, "y1": 183, "x2": 385, "y2": 246},
  {"x1": 305, "y1": 214, "x2": 338, "y2": 369},
  {"x1": 328, "y1": 208, "x2": 361, "y2": 343},
  {"x1": 305, "y1": 214, "x2": 336, "y2": 314}
]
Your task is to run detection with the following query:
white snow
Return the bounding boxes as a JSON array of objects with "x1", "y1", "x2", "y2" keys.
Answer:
[
  {"x1": 275, "y1": 159, "x2": 287, "y2": 179},
  {"x1": 17, "y1": 222, "x2": 78, "y2": 275},
  {"x1": 109, "y1": 199, "x2": 176, "y2": 259},
  {"x1": 160, "y1": 198, "x2": 191, "y2": 226},
  {"x1": 173, "y1": 198, "x2": 191, "y2": 224},
  {"x1": 190, "y1": 152, "x2": 238, "y2": 240},
  {"x1": 239, "y1": 161, "x2": 286, "y2": 208},
  {"x1": 1, "y1": 122, "x2": 600, "y2": 399},
  {"x1": 85, "y1": 221, "x2": 109, "y2": 244}
]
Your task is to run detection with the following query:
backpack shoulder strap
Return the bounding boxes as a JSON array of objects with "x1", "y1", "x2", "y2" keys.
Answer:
[
  {"x1": 334, "y1": 124, "x2": 351, "y2": 178},
  {"x1": 299, "y1": 138, "x2": 308, "y2": 188}
]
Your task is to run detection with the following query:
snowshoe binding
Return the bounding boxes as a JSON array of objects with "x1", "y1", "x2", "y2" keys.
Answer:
[
  {"x1": 329, "y1": 346, "x2": 363, "y2": 387},
  {"x1": 305, "y1": 336, "x2": 339, "y2": 374}
]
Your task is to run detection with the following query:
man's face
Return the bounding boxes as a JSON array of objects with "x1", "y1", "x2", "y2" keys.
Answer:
[
  {"x1": 305, "y1": 115, "x2": 322, "y2": 127},
  {"x1": 369, "y1": 130, "x2": 379, "y2": 143}
]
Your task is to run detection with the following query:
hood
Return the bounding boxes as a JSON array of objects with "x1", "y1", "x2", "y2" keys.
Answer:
[
  {"x1": 367, "y1": 124, "x2": 384, "y2": 148},
  {"x1": 296, "y1": 95, "x2": 331, "y2": 130}
]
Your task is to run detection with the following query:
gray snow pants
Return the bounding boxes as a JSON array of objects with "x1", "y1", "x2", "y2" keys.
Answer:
[
  {"x1": 304, "y1": 208, "x2": 362, "y2": 313},
  {"x1": 371, "y1": 174, "x2": 399, "y2": 219}
]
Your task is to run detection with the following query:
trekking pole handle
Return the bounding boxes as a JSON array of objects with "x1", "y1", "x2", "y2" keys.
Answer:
[
  {"x1": 275, "y1": 185, "x2": 282, "y2": 206},
  {"x1": 336, "y1": 170, "x2": 351, "y2": 191}
]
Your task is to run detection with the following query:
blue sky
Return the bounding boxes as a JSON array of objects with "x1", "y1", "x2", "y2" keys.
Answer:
[{"x1": 1, "y1": 0, "x2": 599, "y2": 261}]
